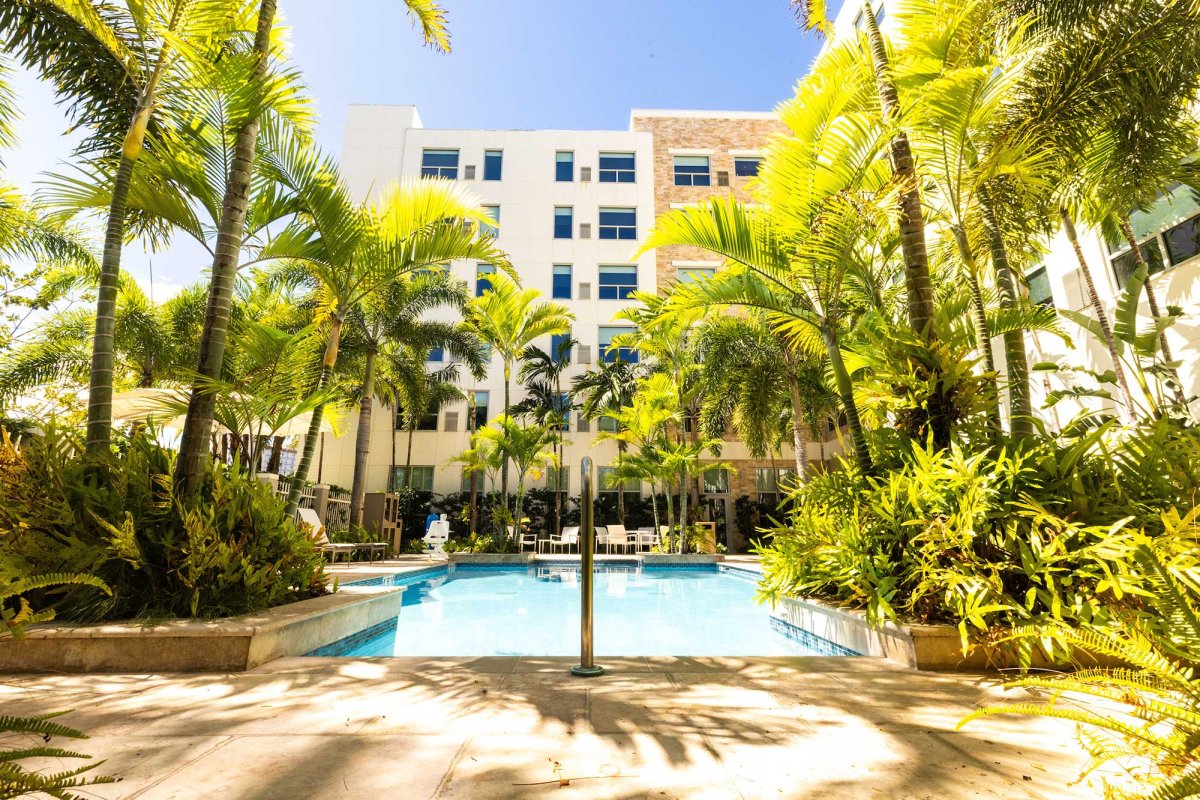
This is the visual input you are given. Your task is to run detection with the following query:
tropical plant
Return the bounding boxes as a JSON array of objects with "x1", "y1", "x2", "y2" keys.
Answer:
[
  {"x1": 472, "y1": 414, "x2": 558, "y2": 536},
  {"x1": 961, "y1": 529, "x2": 1200, "y2": 799},
  {"x1": 175, "y1": 0, "x2": 452, "y2": 493},
  {"x1": 0, "y1": 711, "x2": 117, "y2": 800},
  {"x1": 516, "y1": 335, "x2": 576, "y2": 535},
  {"x1": 464, "y1": 271, "x2": 572, "y2": 502},
  {"x1": 571, "y1": 356, "x2": 640, "y2": 523},
  {"x1": 446, "y1": 436, "x2": 503, "y2": 535}
]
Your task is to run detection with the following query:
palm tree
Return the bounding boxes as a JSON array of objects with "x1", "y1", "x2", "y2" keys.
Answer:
[
  {"x1": 246, "y1": 137, "x2": 505, "y2": 515},
  {"x1": 339, "y1": 270, "x2": 484, "y2": 526},
  {"x1": 464, "y1": 272, "x2": 572, "y2": 503},
  {"x1": 791, "y1": 0, "x2": 936, "y2": 343},
  {"x1": 2, "y1": 0, "x2": 249, "y2": 459},
  {"x1": 174, "y1": 0, "x2": 451, "y2": 494},
  {"x1": 571, "y1": 357, "x2": 639, "y2": 523},
  {"x1": 447, "y1": 434, "x2": 503, "y2": 535},
  {"x1": 692, "y1": 315, "x2": 806, "y2": 479},
  {"x1": 516, "y1": 335, "x2": 576, "y2": 536},
  {"x1": 0, "y1": 281, "x2": 207, "y2": 402},
  {"x1": 474, "y1": 414, "x2": 558, "y2": 536}
]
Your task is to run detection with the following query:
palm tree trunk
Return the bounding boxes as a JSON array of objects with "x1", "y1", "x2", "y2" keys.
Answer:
[
  {"x1": 389, "y1": 420, "x2": 397, "y2": 491},
  {"x1": 649, "y1": 482, "x2": 660, "y2": 534},
  {"x1": 862, "y1": 3, "x2": 934, "y2": 341},
  {"x1": 501, "y1": 361, "x2": 511, "y2": 502},
  {"x1": 821, "y1": 323, "x2": 873, "y2": 474},
  {"x1": 1061, "y1": 208, "x2": 1137, "y2": 420},
  {"x1": 616, "y1": 441, "x2": 627, "y2": 524},
  {"x1": 677, "y1": 466, "x2": 688, "y2": 554},
  {"x1": 786, "y1": 377, "x2": 810, "y2": 481},
  {"x1": 950, "y1": 223, "x2": 1002, "y2": 435},
  {"x1": 348, "y1": 348, "x2": 377, "y2": 528},
  {"x1": 977, "y1": 184, "x2": 1033, "y2": 438},
  {"x1": 1118, "y1": 216, "x2": 1186, "y2": 403},
  {"x1": 176, "y1": 0, "x2": 278, "y2": 495},
  {"x1": 664, "y1": 486, "x2": 675, "y2": 553},
  {"x1": 285, "y1": 314, "x2": 340, "y2": 516},
  {"x1": 267, "y1": 436, "x2": 284, "y2": 473},
  {"x1": 467, "y1": 391, "x2": 478, "y2": 533}
]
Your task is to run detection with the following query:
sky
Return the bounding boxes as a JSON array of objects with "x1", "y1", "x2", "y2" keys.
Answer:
[{"x1": 5, "y1": 0, "x2": 825, "y2": 298}]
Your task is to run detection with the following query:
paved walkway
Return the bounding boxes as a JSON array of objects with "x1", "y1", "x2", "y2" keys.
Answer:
[{"x1": 5, "y1": 655, "x2": 1099, "y2": 799}]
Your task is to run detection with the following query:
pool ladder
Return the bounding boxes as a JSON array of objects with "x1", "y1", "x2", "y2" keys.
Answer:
[{"x1": 570, "y1": 456, "x2": 605, "y2": 678}]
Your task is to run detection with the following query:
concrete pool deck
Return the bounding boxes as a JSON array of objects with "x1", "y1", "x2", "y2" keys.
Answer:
[{"x1": 5, "y1": 655, "x2": 1101, "y2": 799}]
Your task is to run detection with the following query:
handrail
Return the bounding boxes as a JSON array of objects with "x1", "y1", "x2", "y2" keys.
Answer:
[{"x1": 570, "y1": 456, "x2": 604, "y2": 677}]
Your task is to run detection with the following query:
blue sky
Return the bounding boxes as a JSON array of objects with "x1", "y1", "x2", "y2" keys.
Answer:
[{"x1": 7, "y1": 0, "x2": 824, "y2": 294}]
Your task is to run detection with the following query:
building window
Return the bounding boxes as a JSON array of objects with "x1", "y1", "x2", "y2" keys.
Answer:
[
  {"x1": 476, "y1": 263, "x2": 496, "y2": 296},
  {"x1": 1109, "y1": 239, "x2": 1166, "y2": 289},
  {"x1": 598, "y1": 207, "x2": 636, "y2": 240},
  {"x1": 598, "y1": 265, "x2": 637, "y2": 300},
  {"x1": 756, "y1": 467, "x2": 796, "y2": 502},
  {"x1": 598, "y1": 415, "x2": 618, "y2": 432},
  {"x1": 675, "y1": 266, "x2": 715, "y2": 284},
  {"x1": 417, "y1": 403, "x2": 439, "y2": 431},
  {"x1": 551, "y1": 333, "x2": 573, "y2": 363},
  {"x1": 392, "y1": 466, "x2": 434, "y2": 492},
  {"x1": 551, "y1": 264, "x2": 572, "y2": 299},
  {"x1": 734, "y1": 157, "x2": 761, "y2": 177},
  {"x1": 598, "y1": 467, "x2": 639, "y2": 497},
  {"x1": 1164, "y1": 214, "x2": 1200, "y2": 266},
  {"x1": 673, "y1": 155, "x2": 711, "y2": 186},
  {"x1": 461, "y1": 469, "x2": 484, "y2": 493},
  {"x1": 427, "y1": 347, "x2": 445, "y2": 362},
  {"x1": 1026, "y1": 267, "x2": 1053, "y2": 307},
  {"x1": 599, "y1": 325, "x2": 637, "y2": 363},
  {"x1": 554, "y1": 206, "x2": 573, "y2": 239},
  {"x1": 472, "y1": 390, "x2": 489, "y2": 430},
  {"x1": 421, "y1": 149, "x2": 458, "y2": 179},
  {"x1": 598, "y1": 152, "x2": 635, "y2": 183},
  {"x1": 481, "y1": 205, "x2": 499, "y2": 237},
  {"x1": 702, "y1": 468, "x2": 729, "y2": 494},
  {"x1": 483, "y1": 149, "x2": 502, "y2": 181},
  {"x1": 555, "y1": 151, "x2": 574, "y2": 182},
  {"x1": 554, "y1": 393, "x2": 571, "y2": 431}
]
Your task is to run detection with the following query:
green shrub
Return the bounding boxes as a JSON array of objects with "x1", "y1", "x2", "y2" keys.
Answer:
[
  {"x1": 757, "y1": 415, "x2": 1200, "y2": 656},
  {"x1": 443, "y1": 532, "x2": 517, "y2": 554},
  {"x1": 0, "y1": 424, "x2": 326, "y2": 622},
  {"x1": 961, "y1": 532, "x2": 1200, "y2": 798}
]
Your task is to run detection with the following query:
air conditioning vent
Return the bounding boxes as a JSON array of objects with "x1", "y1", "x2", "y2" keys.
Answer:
[
  {"x1": 578, "y1": 283, "x2": 591, "y2": 301},
  {"x1": 576, "y1": 414, "x2": 590, "y2": 433},
  {"x1": 464, "y1": 165, "x2": 476, "y2": 180},
  {"x1": 580, "y1": 166, "x2": 592, "y2": 182},
  {"x1": 579, "y1": 223, "x2": 592, "y2": 239},
  {"x1": 444, "y1": 411, "x2": 459, "y2": 432},
  {"x1": 577, "y1": 344, "x2": 592, "y2": 363},
  {"x1": 716, "y1": 170, "x2": 729, "y2": 187}
]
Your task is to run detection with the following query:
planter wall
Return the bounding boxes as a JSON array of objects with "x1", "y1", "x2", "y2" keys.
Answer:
[
  {"x1": 448, "y1": 552, "x2": 535, "y2": 565},
  {"x1": 0, "y1": 587, "x2": 405, "y2": 674},
  {"x1": 641, "y1": 554, "x2": 724, "y2": 565}
]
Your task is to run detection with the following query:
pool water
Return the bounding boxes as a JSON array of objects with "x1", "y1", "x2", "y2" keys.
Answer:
[{"x1": 312, "y1": 564, "x2": 856, "y2": 658}]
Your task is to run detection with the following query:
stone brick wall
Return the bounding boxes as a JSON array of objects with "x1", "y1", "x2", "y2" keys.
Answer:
[{"x1": 630, "y1": 112, "x2": 788, "y2": 288}]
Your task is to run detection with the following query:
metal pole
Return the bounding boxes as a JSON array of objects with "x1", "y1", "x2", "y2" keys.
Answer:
[{"x1": 571, "y1": 456, "x2": 604, "y2": 677}]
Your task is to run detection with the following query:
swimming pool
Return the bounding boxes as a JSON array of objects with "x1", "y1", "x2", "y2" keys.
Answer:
[{"x1": 309, "y1": 564, "x2": 857, "y2": 658}]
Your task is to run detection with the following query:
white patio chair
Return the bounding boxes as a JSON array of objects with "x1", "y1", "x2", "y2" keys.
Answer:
[
  {"x1": 518, "y1": 527, "x2": 538, "y2": 552},
  {"x1": 605, "y1": 523, "x2": 633, "y2": 554},
  {"x1": 549, "y1": 526, "x2": 579, "y2": 553},
  {"x1": 594, "y1": 525, "x2": 609, "y2": 553},
  {"x1": 423, "y1": 517, "x2": 451, "y2": 559},
  {"x1": 635, "y1": 527, "x2": 658, "y2": 553}
]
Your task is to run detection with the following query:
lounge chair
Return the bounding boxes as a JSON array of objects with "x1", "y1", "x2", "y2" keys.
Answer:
[
  {"x1": 546, "y1": 526, "x2": 579, "y2": 553},
  {"x1": 424, "y1": 517, "x2": 451, "y2": 559},
  {"x1": 605, "y1": 523, "x2": 634, "y2": 554},
  {"x1": 299, "y1": 508, "x2": 386, "y2": 563},
  {"x1": 298, "y1": 508, "x2": 356, "y2": 564}
]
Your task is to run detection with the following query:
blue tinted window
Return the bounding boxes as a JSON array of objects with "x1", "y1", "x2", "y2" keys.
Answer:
[
  {"x1": 552, "y1": 265, "x2": 572, "y2": 299},
  {"x1": 421, "y1": 149, "x2": 458, "y2": 179},
  {"x1": 599, "y1": 326, "x2": 638, "y2": 364},
  {"x1": 473, "y1": 391, "x2": 489, "y2": 429},
  {"x1": 476, "y1": 263, "x2": 496, "y2": 296},
  {"x1": 555, "y1": 393, "x2": 571, "y2": 431},
  {"x1": 598, "y1": 208, "x2": 636, "y2": 240},
  {"x1": 599, "y1": 152, "x2": 635, "y2": 183},
  {"x1": 554, "y1": 207, "x2": 573, "y2": 239},
  {"x1": 734, "y1": 158, "x2": 761, "y2": 177},
  {"x1": 673, "y1": 155, "x2": 710, "y2": 186},
  {"x1": 598, "y1": 265, "x2": 637, "y2": 300},
  {"x1": 483, "y1": 150, "x2": 502, "y2": 181},
  {"x1": 555, "y1": 151, "x2": 573, "y2": 182},
  {"x1": 427, "y1": 347, "x2": 444, "y2": 362},
  {"x1": 551, "y1": 333, "x2": 572, "y2": 364}
]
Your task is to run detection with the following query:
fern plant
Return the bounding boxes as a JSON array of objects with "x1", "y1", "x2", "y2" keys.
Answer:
[
  {"x1": 960, "y1": 537, "x2": 1200, "y2": 799},
  {"x1": 0, "y1": 712, "x2": 118, "y2": 800},
  {"x1": 1, "y1": 573, "x2": 109, "y2": 638}
]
